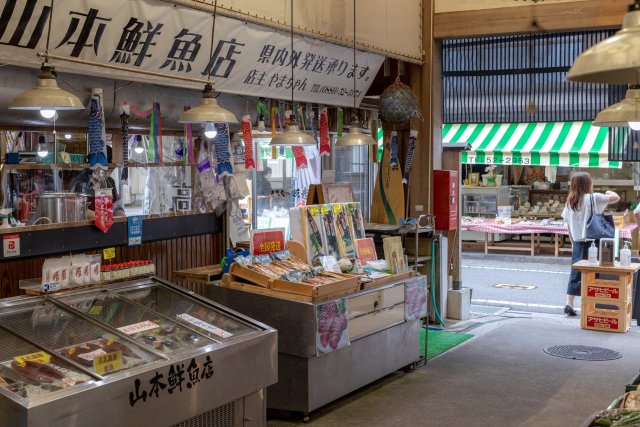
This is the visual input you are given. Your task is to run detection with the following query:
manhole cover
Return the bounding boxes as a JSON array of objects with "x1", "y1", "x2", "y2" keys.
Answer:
[
  {"x1": 544, "y1": 345, "x2": 622, "y2": 361},
  {"x1": 494, "y1": 283, "x2": 536, "y2": 290}
]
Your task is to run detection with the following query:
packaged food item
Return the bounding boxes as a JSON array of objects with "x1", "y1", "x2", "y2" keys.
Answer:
[
  {"x1": 320, "y1": 205, "x2": 339, "y2": 258},
  {"x1": 89, "y1": 254, "x2": 102, "y2": 283},
  {"x1": 333, "y1": 204, "x2": 356, "y2": 258}
]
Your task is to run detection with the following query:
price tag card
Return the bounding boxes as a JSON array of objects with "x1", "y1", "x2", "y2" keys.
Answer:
[
  {"x1": 14, "y1": 351, "x2": 51, "y2": 366},
  {"x1": 103, "y1": 247, "x2": 115, "y2": 260},
  {"x1": 319, "y1": 256, "x2": 342, "y2": 273},
  {"x1": 93, "y1": 350, "x2": 122, "y2": 375}
]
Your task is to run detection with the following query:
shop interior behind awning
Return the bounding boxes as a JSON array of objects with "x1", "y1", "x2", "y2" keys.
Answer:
[{"x1": 444, "y1": 120, "x2": 636, "y2": 215}]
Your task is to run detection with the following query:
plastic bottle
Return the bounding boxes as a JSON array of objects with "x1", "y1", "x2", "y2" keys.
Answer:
[
  {"x1": 588, "y1": 241, "x2": 598, "y2": 265},
  {"x1": 621, "y1": 241, "x2": 631, "y2": 267}
]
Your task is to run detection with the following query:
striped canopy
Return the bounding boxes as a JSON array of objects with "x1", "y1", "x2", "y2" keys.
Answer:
[{"x1": 442, "y1": 121, "x2": 620, "y2": 168}]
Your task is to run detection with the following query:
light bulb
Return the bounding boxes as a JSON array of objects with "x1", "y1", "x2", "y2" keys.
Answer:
[
  {"x1": 36, "y1": 143, "x2": 48, "y2": 158},
  {"x1": 134, "y1": 138, "x2": 144, "y2": 154},
  {"x1": 629, "y1": 122, "x2": 640, "y2": 131},
  {"x1": 204, "y1": 122, "x2": 217, "y2": 139},
  {"x1": 40, "y1": 109, "x2": 56, "y2": 119},
  {"x1": 64, "y1": 133, "x2": 72, "y2": 140}
]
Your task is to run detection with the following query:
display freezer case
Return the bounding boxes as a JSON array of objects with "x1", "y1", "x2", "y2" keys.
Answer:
[{"x1": 0, "y1": 277, "x2": 277, "y2": 427}]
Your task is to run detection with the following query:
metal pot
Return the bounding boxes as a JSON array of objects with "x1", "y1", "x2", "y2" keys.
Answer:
[
  {"x1": 74, "y1": 193, "x2": 90, "y2": 221},
  {"x1": 34, "y1": 193, "x2": 80, "y2": 224}
]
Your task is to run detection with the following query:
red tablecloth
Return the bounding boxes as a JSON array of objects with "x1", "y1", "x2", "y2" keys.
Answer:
[{"x1": 461, "y1": 220, "x2": 638, "y2": 239}]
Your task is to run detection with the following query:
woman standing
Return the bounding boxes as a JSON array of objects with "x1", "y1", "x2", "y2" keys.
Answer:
[{"x1": 561, "y1": 172, "x2": 619, "y2": 316}]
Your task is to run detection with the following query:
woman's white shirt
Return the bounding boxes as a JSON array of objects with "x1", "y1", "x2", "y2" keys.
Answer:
[{"x1": 561, "y1": 193, "x2": 610, "y2": 242}]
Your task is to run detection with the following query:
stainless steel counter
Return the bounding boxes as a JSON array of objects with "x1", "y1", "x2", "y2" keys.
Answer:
[{"x1": 207, "y1": 276, "x2": 426, "y2": 416}]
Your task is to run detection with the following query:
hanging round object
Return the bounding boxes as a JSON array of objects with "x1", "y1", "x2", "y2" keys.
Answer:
[{"x1": 379, "y1": 77, "x2": 422, "y2": 125}]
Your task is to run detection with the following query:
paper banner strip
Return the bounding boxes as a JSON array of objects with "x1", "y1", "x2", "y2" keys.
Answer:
[
  {"x1": 184, "y1": 105, "x2": 195, "y2": 164},
  {"x1": 120, "y1": 111, "x2": 129, "y2": 182},
  {"x1": 88, "y1": 88, "x2": 108, "y2": 170},
  {"x1": 242, "y1": 115, "x2": 256, "y2": 171},
  {"x1": 213, "y1": 123, "x2": 233, "y2": 176},
  {"x1": 319, "y1": 107, "x2": 331, "y2": 157},
  {"x1": 390, "y1": 131, "x2": 399, "y2": 170},
  {"x1": 402, "y1": 130, "x2": 418, "y2": 184}
]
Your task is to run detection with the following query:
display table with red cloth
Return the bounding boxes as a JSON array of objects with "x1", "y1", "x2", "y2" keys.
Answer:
[{"x1": 461, "y1": 220, "x2": 638, "y2": 256}]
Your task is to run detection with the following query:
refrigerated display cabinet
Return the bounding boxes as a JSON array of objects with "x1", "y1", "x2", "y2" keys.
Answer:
[
  {"x1": 461, "y1": 186, "x2": 510, "y2": 241},
  {"x1": 0, "y1": 277, "x2": 277, "y2": 427}
]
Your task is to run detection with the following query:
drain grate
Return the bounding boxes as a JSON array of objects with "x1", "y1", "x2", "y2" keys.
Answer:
[
  {"x1": 494, "y1": 283, "x2": 536, "y2": 290},
  {"x1": 544, "y1": 345, "x2": 622, "y2": 361}
]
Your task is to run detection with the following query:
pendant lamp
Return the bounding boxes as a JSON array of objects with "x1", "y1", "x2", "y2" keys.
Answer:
[
  {"x1": 9, "y1": 0, "x2": 84, "y2": 116},
  {"x1": 336, "y1": 0, "x2": 375, "y2": 146},
  {"x1": 594, "y1": 85, "x2": 640, "y2": 129},
  {"x1": 269, "y1": 0, "x2": 315, "y2": 146},
  {"x1": 179, "y1": 0, "x2": 237, "y2": 125},
  {"x1": 567, "y1": 0, "x2": 640, "y2": 84}
]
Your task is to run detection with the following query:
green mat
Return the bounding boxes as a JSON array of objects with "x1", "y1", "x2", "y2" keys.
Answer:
[{"x1": 420, "y1": 328, "x2": 474, "y2": 360}]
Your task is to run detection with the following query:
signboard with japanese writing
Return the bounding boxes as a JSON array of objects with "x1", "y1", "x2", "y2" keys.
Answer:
[
  {"x1": 128, "y1": 215, "x2": 143, "y2": 246},
  {"x1": 0, "y1": 0, "x2": 384, "y2": 107},
  {"x1": 355, "y1": 238, "x2": 377, "y2": 263},
  {"x1": 250, "y1": 227, "x2": 285, "y2": 255}
]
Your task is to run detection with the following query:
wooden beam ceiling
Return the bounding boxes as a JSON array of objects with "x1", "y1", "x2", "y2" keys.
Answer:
[{"x1": 434, "y1": 0, "x2": 629, "y2": 39}]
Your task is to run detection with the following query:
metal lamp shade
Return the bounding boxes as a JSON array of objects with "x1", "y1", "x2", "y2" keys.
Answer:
[
  {"x1": 179, "y1": 84, "x2": 238, "y2": 124},
  {"x1": 594, "y1": 87, "x2": 640, "y2": 127},
  {"x1": 269, "y1": 123, "x2": 315, "y2": 146},
  {"x1": 9, "y1": 65, "x2": 84, "y2": 111},
  {"x1": 336, "y1": 126, "x2": 376, "y2": 146},
  {"x1": 567, "y1": 6, "x2": 640, "y2": 84}
]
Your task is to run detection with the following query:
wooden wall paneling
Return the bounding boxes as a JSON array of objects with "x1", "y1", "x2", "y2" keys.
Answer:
[
  {"x1": 434, "y1": 0, "x2": 628, "y2": 39},
  {"x1": 0, "y1": 232, "x2": 225, "y2": 298}
]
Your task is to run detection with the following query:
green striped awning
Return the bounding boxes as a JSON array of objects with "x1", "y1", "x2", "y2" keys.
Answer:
[{"x1": 442, "y1": 121, "x2": 620, "y2": 168}]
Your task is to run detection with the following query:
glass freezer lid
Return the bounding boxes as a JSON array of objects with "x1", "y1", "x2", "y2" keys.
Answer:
[
  {"x1": 55, "y1": 289, "x2": 217, "y2": 356},
  {"x1": 0, "y1": 326, "x2": 93, "y2": 403},
  {"x1": 0, "y1": 299, "x2": 161, "y2": 379},
  {"x1": 113, "y1": 283, "x2": 258, "y2": 342}
]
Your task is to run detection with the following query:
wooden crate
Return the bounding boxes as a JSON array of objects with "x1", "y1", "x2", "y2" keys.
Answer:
[
  {"x1": 270, "y1": 274, "x2": 360, "y2": 298},
  {"x1": 581, "y1": 298, "x2": 632, "y2": 333},
  {"x1": 229, "y1": 263, "x2": 272, "y2": 288},
  {"x1": 582, "y1": 276, "x2": 633, "y2": 302}
]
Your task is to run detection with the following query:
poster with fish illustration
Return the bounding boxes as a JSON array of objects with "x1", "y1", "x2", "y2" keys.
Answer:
[{"x1": 316, "y1": 298, "x2": 349, "y2": 354}]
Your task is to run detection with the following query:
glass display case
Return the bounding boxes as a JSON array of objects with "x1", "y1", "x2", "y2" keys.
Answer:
[
  {"x1": 461, "y1": 186, "x2": 510, "y2": 218},
  {"x1": 0, "y1": 277, "x2": 277, "y2": 427}
]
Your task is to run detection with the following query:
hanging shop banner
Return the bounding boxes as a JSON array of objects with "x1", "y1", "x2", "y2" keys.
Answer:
[
  {"x1": 0, "y1": 0, "x2": 384, "y2": 107},
  {"x1": 94, "y1": 188, "x2": 114, "y2": 233}
]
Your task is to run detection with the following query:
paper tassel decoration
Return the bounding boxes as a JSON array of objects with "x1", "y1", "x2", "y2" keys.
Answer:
[
  {"x1": 120, "y1": 107, "x2": 129, "y2": 182},
  {"x1": 213, "y1": 123, "x2": 233, "y2": 176},
  {"x1": 390, "y1": 130, "x2": 399, "y2": 170},
  {"x1": 306, "y1": 102, "x2": 317, "y2": 144},
  {"x1": 256, "y1": 98, "x2": 268, "y2": 126},
  {"x1": 88, "y1": 88, "x2": 108, "y2": 169},
  {"x1": 184, "y1": 105, "x2": 195, "y2": 164},
  {"x1": 241, "y1": 115, "x2": 255, "y2": 170},
  {"x1": 319, "y1": 107, "x2": 331, "y2": 156},
  {"x1": 149, "y1": 102, "x2": 162, "y2": 163},
  {"x1": 337, "y1": 108, "x2": 343, "y2": 138},
  {"x1": 403, "y1": 130, "x2": 418, "y2": 184}
]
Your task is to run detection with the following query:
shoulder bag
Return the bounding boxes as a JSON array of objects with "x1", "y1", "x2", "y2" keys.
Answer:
[{"x1": 585, "y1": 194, "x2": 615, "y2": 239}]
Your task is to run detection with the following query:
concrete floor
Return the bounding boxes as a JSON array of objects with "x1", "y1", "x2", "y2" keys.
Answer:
[{"x1": 268, "y1": 314, "x2": 640, "y2": 427}]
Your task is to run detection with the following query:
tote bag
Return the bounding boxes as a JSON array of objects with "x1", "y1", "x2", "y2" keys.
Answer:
[{"x1": 585, "y1": 194, "x2": 615, "y2": 239}]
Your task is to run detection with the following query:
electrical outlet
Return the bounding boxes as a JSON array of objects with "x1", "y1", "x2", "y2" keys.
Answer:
[{"x1": 415, "y1": 205, "x2": 424, "y2": 212}]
